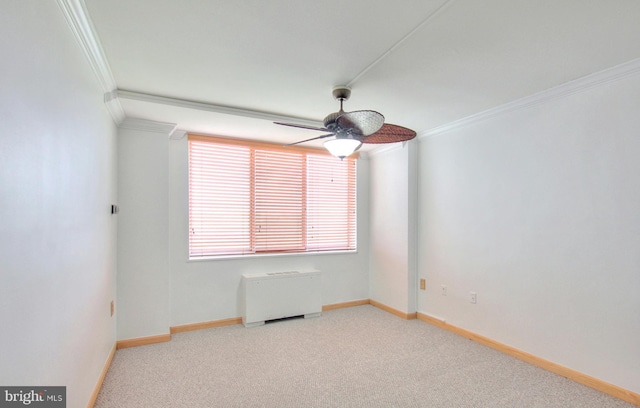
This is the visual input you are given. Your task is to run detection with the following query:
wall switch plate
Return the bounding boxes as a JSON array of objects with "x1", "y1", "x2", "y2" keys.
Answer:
[
  {"x1": 441, "y1": 285, "x2": 447, "y2": 296},
  {"x1": 470, "y1": 292, "x2": 477, "y2": 304},
  {"x1": 420, "y1": 279, "x2": 426, "y2": 290}
]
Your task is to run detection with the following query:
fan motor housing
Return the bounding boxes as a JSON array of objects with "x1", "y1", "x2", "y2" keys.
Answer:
[{"x1": 323, "y1": 112, "x2": 340, "y2": 129}]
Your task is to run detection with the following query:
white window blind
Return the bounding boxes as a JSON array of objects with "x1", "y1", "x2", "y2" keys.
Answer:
[
  {"x1": 307, "y1": 154, "x2": 357, "y2": 251},
  {"x1": 188, "y1": 135, "x2": 357, "y2": 258}
]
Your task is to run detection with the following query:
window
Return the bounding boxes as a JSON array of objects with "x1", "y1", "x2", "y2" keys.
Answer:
[{"x1": 188, "y1": 134, "x2": 357, "y2": 258}]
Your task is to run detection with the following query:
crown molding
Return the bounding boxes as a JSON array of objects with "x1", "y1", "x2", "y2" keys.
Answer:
[
  {"x1": 116, "y1": 90, "x2": 323, "y2": 128},
  {"x1": 56, "y1": 0, "x2": 116, "y2": 91},
  {"x1": 103, "y1": 91, "x2": 126, "y2": 125},
  {"x1": 57, "y1": 0, "x2": 124, "y2": 125},
  {"x1": 170, "y1": 129, "x2": 188, "y2": 140},
  {"x1": 119, "y1": 118, "x2": 178, "y2": 137},
  {"x1": 368, "y1": 139, "x2": 417, "y2": 158},
  {"x1": 368, "y1": 143, "x2": 403, "y2": 158},
  {"x1": 418, "y1": 57, "x2": 640, "y2": 139}
]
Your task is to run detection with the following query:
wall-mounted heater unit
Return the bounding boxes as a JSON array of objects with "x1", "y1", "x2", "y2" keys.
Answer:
[{"x1": 241, "y1": 270, "x2": 322, "y2": 328}]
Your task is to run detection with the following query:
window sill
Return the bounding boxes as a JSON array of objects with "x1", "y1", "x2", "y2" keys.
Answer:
[{"x1": 187, "y1": 249, "x2": 358, "y2": 262}]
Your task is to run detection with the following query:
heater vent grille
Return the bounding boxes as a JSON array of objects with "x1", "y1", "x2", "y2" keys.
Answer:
[{"x1": 241, "y1": 270, "x2": 321, "y2": 328}]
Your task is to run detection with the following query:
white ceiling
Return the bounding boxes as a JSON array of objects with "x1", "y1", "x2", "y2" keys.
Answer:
[{"x1": 83, "y1": 0, "x2": 640, "y2": 150}]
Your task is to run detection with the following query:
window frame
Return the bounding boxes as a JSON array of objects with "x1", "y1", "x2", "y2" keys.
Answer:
[{"x1": 187, "y1": 134, "x2": 358, "y2": 260}]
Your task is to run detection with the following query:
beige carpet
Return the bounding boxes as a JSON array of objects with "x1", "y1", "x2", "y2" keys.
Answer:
[{"x1": 95, "y1": 305, "x2": 633, "y2": 407}]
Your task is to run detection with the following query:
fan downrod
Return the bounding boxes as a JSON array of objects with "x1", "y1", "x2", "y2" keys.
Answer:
[{"x1": 324, "y1": 86, "x2": 352, "y2": 129}]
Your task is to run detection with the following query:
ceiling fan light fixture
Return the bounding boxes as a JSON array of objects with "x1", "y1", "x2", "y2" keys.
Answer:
[
  {"x1": 324, "y1": 138, "x2": 362, "y2": 160},
  {"x1": 276, "y1": 86, "x2": 416, "y2": 151}
]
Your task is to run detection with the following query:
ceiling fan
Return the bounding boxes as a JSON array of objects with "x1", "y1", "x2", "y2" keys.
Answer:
[{"x1": 275, "y1": 86, "x2": 416, "y2": 159}]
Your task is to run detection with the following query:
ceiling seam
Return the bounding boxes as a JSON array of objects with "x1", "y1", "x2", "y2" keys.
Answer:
[{"x1": 346, "y1": 0, "x2": 456, "y2": 88}]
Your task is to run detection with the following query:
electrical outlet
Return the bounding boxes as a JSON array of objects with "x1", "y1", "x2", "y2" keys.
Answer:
[
  {"x1": 419, "y1": 279, "x2": 426, "y2": 290},
  {"x1": 441, "y1": 285, "x2": 447, "y2": 296},
  {"x1": 110, "y1": 300, "x2": 115, "y2": 317},
  {"x1": 470, "y1": 292, "x2": 477, "y2": 304}
]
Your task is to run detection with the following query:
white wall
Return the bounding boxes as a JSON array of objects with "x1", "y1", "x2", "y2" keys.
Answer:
[
  {"x1": 369, "y1": 143, "x2": 418, "y2": 314},
  {"x1": 0, "y1": 3, "x2": 118, "y2": 407},
  {"x1": 117, "y1": 132, "x2": 370, "y2": 337},
  {"x1": 116, "y1": 128, "x2": 171, "y2": 339},
  {"x1": 418, "y1": 71, "x2": 640, "y2": 393}
]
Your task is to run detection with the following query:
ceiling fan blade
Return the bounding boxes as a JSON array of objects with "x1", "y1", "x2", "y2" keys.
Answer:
[
  {"x1": 285, "y1": 133, "x2": 335, "y2": 146},
  {"x1": 336, "y1": 110, "x2": 385, "y2": 136},
  {"x1": 355, "y1": 123, "x2": 417, "y2": 144},
  {"x1": 274, "y1": 122, "x2": 329, "y2": 132}
]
